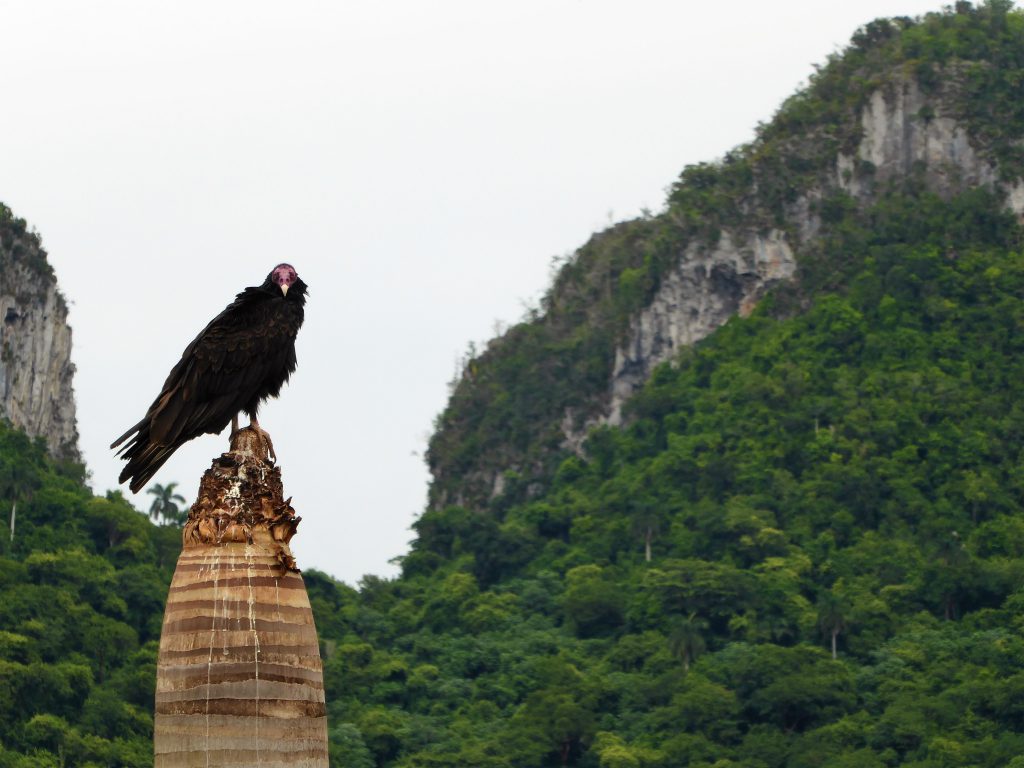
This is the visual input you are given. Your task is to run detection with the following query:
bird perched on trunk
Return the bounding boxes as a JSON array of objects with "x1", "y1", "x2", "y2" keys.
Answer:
[{"x1": 111, "y1": 263, "x2": 307, "y2": 493}]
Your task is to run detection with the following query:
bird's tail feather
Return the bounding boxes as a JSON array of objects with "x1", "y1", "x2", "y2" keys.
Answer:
[
  {"x1": 120, "y1": 442, "x2": 178, "y2": 494},
  {"x1": 110, "y1": 419, "x2": 146, "y2": 451}
]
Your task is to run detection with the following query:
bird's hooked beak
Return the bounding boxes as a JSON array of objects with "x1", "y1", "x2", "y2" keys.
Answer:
[{"x1": 280, "y1": 283, "x2": 289, "y2": 296}]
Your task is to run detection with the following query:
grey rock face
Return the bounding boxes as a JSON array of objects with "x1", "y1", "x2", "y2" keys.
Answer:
[
  {"x1": 608, "y1": 229, "x2": 796, "y2": 424},
  {"x1": 0, "y1": 225, "x2": 79, "y2": 460},
  {"x1": 584, "y1": 74, "x2": 1024, "y2": 443},
  {"x1": 835, "y1": 77, "x2": 1013, "y2": 204}
]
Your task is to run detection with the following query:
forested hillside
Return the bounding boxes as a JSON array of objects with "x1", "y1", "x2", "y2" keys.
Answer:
[
  {"x1": 427, "y1": 0, "x2": 1024, "y2": 513},
  {"x1": 0, "y1": 426, "x2": 180, "y2": 766},
  {"x1": 316, "y1": 4, "x2": 1024, "y2": 765},
  {"x1": 310, "y1": 185, "x2": 1024, "y2": 768},
  {"x1": 6, "y1": 3, "x2": 1024, "y2": 767}
]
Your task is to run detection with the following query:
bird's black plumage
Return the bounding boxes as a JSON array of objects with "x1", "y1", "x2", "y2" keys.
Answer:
[{"x1": 112, "y1": 264, "x2": 307, "y2": 493}]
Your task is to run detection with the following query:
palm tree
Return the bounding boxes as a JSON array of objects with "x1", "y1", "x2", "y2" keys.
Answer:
[
  {"x1": 668, "y1": 612, "x2": 707, "y2": 672},
  {"x1": 147, "y1": 482, "x2": 187, "y2": 525},
  {"x1": 817, "y1": 591, "x2": 849, "y2": 660},
  {"x1": 0, "y1": 456, "x2": 40, "y2": 544},
  {"x1": 630, "y1": 501, "x2": 662, "y2": 563}
]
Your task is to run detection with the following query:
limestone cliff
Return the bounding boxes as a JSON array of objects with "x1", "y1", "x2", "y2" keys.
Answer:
[{"x1": 0, "y1": 205, "x2": 79, "y2": 460}]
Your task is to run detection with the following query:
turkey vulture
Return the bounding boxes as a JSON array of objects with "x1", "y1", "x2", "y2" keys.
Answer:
[{"x1": 111, "y1": 263, "x2": 307, "y2": 493}]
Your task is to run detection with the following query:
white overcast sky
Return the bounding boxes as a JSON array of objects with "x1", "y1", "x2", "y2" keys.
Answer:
[{"x1": 1, "y1": 0, "x2": 951, "y2": 584}]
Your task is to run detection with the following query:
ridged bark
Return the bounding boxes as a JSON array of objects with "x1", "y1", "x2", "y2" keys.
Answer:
[{"x1": 155, "y1": 429, "x2": 328, "y2": 767}]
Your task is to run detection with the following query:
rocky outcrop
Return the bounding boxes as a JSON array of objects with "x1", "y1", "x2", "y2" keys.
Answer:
[
  {"x1": 0, "y1": 208, "x2": 79, "y2": 460},
  {"x1": 606, "y1": 229, "x2": 796, "y2": 425},
  {"x1": 592, "y1": 73, "x2": 1024, "y2": 438},
  {"x1": 835, "y1": 75, "x2": 1024, "y2": 208}
]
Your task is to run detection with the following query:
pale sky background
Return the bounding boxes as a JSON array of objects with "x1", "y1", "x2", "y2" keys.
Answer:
[{"x1": 1, "y1": 0, "x2": 951, "y2": 585}]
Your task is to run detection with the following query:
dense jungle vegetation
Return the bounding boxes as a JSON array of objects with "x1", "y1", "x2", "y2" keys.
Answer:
[
  {"x1": 0, "y1": 429, "x2": 180, "y2": 767},
  {"x1": 5, "y1": 3, "x2": 1024, "y2": 767}
]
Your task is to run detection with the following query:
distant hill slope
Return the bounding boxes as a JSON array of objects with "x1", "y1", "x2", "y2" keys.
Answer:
[
  {"x1": 0, "y1": 204, "x2": 79, "y2": 460},
  {"x1": 427, "y1": 0, "x2": 1024, "y2": 513},
  {"x1": 373, "y1": 191, "x2": 1024, "y2": 766}
]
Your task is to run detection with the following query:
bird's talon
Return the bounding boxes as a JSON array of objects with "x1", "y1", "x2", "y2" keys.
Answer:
[{"x1": 248, "y1": 423, "x2": 276, "y2": 463}]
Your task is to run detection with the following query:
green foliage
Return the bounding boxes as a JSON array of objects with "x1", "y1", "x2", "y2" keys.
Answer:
[
  {"x1": 0, "y1": 204, "x2": 55, "y2": 284},
  {"x1": 309, "y1": 183, "x2": 1024, "y2": 766},
  {"x1": 144, "y1": 483, "x2": 187, "y2": 526},
  {"x1": 0, "y1": 421, "x2": 176, "y2": 766},
  {"x1": 561, "y1": 564, "x2": 625, "y2": 637}
]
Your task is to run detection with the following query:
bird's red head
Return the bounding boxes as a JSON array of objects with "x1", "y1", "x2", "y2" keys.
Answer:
[{"x1": 272, "y1": 263, "x2": 299, "y2": 296}]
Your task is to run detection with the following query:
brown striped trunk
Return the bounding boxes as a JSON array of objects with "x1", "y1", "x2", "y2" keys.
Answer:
[{"x1": 155, "y1": 429, "x2": 328, "y2": 767}]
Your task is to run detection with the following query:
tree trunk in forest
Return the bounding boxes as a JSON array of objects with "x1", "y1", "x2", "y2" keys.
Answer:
[
  {"x1": 644, "y1": 526, "x2": 652, "y2": 563},
  {"x1": 9, "y1": 501, "x2": 14, "y2": 543},
  {"x1": 153, "y1": 427, "x2": 328, "y2": 767},
  {"x1": 831, "y1": 628, "x2": 838, "y2": 659}
]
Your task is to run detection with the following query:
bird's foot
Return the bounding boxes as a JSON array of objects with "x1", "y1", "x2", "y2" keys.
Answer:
[
  {"x1": 228, "y1": 423, "x2": 276, "y2": 463},
  {"x1": 252, "y1": 423, "x2": 276, "y2": 463}
]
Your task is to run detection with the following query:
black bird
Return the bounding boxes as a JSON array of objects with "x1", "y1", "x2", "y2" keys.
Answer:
[{"x1": 111, "y1": 263, "x2": 307, "y2": 493}]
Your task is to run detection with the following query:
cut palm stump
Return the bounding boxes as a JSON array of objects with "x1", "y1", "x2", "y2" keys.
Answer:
[{"x1": 154, "y1": 427, "x2": 328, "y2": 767}]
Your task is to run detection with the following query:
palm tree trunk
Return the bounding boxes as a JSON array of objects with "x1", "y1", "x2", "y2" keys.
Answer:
[
  {"x1": 831, "y1": 628, "x2": 838, "y2": 659},
  {"x1": 154, "y1": 431, "x2": 327, "y2": 767},
  {"x1": 644, "y1": 526, "x2": 652, "y2": 563},
  {"x1": 9, "y1": 501, "x2": 14, "y2": 543}
]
